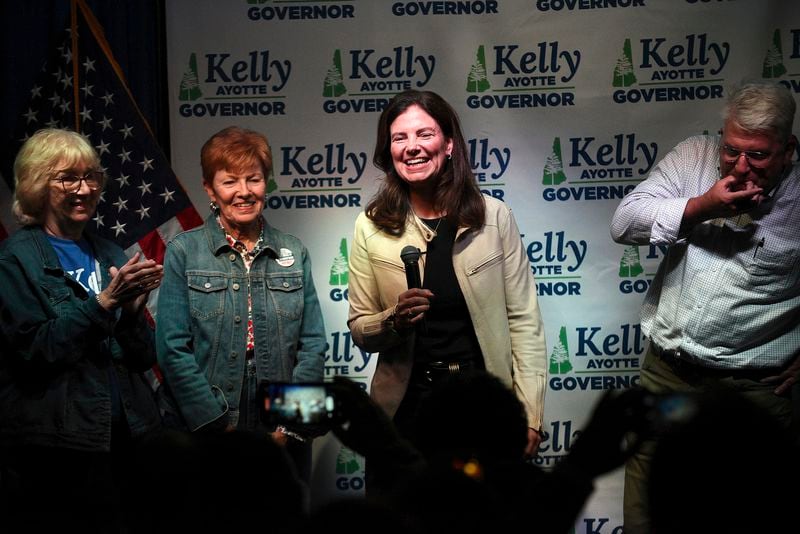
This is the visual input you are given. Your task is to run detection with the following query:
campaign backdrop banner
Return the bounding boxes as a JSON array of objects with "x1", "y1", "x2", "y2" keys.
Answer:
[{"x1": 165, "y1": 0, "x2": 799, "y2": 527}]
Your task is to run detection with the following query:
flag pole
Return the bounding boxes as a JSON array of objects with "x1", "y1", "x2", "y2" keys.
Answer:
[
  {"x1": 75, "y1": 0, "x2": 157, "y2": 140},
  {"x1": 70, "y1": 0, "x2": 80, "y2": 131}
]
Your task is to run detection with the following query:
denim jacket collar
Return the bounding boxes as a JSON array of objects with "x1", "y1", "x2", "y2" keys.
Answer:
[
  {"x1": 30, "y1": 226, "x2": 65, "y2": 272},
  {"x1": 202, "y1": 214, "x2": 284, "y2": 260},
  {"x1": 22, "y1": 226, "x2": 112, "y2": 285}
]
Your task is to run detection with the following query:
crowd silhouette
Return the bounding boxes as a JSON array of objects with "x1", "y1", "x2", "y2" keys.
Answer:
[{"x1": 4, "y1": 373, "x2": 795, "y2": 533}]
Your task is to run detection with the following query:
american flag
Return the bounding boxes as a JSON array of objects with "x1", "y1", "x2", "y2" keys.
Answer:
[{"x1": 2, "y1": 1, "x2": 202, "y2": 321}]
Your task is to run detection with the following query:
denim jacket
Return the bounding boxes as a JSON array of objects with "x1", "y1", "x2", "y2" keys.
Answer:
[
  {"x1": 156, "y1": 215, "x2": 326, "y2": 431},
  {"x1": 0, "y1": 226, "x2": 161, "y2": 452}
]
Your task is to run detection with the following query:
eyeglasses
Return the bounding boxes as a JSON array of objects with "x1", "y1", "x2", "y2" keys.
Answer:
[
  {"x1": 52, "y1": 170, "x2": 104, "y2": 193},
  {"x1": 720, "y1": 144, "x2": 773, "y2": 168}
]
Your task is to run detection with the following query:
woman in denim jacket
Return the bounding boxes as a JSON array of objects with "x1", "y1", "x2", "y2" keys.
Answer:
[
  {"x1": 0, "y1": 129, "x2": 163, "y2": 532},
  {"x1": 156, "y1": 126, "x2": 326, "y2": 482}
]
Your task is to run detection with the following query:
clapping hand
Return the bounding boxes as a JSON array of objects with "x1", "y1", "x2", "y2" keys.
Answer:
[{"x1": 96, "y1": 252, "x2": 163, "y2": 314}]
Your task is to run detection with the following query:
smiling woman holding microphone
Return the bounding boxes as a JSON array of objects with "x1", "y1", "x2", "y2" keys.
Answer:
[{"x1": 346, "y1": 91, "x2": 547, "y2": 494}]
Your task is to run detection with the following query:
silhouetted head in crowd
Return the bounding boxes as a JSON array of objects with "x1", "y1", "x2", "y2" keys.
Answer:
[
  {"x1": 648, "y1": 386, "x2": 798, "y2": 534},
  {"x1": 385, "y1": 372, "x2": 526, "y2": 533},
  {"x1": 400, "y1": 466, "x2": 514, "y2": 534},
  {"x1": 415, "y1": 371, "x2": 529, "y2": 466}
]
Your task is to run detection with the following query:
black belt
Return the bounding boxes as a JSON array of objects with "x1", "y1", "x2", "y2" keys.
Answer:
[
  {"x1": 414, "y1": 360, "x2": 476, "y2": 384},
  {"x1": 649, "y1": 341, "x2": 780, "y2": 380},
  {"x1": 649, "y1": 342, "x2": 699, "y2": 369}
]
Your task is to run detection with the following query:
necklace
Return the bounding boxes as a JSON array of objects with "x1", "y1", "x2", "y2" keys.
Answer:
[
  {"x1": 422, "y1": 217, "x2": 442, "y2": 234},
  {"x1": 410, "y1": 203, "x2": 445, "y2": 234}
]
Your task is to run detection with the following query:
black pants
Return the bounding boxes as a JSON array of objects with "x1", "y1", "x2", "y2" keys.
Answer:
[{"x1": 393, "y1": 360, "x2": 482, "y2": 447}]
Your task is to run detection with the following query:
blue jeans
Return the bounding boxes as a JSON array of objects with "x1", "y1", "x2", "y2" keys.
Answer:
[{"x1": 231, "y1": 358, "x2": 260, "y2": 431}]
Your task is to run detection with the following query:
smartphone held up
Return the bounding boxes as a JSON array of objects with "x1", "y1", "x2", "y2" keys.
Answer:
[{"x1": 259, "y1": 382, "x2": 340, "y2": 427}]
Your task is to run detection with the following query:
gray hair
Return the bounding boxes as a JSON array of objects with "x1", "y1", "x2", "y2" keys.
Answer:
[{"x1": 723, "y1": 81, "x2": 796, "y2": 142}]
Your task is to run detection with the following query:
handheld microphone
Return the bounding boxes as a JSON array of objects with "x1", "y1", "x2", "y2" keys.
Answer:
[
  {"x1": 400, "y1": 245, "x2": 426, "y2": 333},
  {"x1": 400, "y1": 245, "x2": 422, "y2": 290}
]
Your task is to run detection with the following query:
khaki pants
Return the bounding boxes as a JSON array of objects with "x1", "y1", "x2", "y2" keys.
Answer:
[{"x1": 623, "y1": 343, "x2": 794, "y2": 534}]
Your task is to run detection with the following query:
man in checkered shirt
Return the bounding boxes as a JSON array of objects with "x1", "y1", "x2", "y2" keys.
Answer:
[{"x1": 610, "y1": 81, "x2": 799, "y2": 534}]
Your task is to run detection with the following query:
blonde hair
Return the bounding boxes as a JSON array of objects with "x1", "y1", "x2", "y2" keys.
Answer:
[{"x1": 13, "y1": 128, "x2": 101, "y2": 226}]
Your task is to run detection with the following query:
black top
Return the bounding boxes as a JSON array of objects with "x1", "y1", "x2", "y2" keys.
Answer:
[{"x1": 414, "y1": 217, "x2": 484, "y2": 366}]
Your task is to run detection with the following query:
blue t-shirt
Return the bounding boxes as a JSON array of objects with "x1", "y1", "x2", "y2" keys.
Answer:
[{"x1": 46, "y1": 235, "x2": 100, "y2": 295}]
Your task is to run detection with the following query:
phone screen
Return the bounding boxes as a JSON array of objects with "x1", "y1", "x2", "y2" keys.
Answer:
[{"x1": 263, "y1": 382, "x2": 335, "y2": 425}]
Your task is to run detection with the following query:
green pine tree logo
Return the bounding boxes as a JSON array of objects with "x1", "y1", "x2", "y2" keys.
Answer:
[
  {"x1": 612, "y1": 38, "x2": 637, "y2": 88},
  {"x1": 549, "y1": 326, "x2": 573, "y2": 375},
  {"x1": 619, "y1": 245, "x2": 644, "y2": 277},
  {"x1": 336, "y1": 446, "x2": 362, "y2": 475},
  {"x1": 329, "y1": 238, "x2": 349, "y2": 286},
  {"x1": 267, "y1": 178, "x2": 278, "y2": 194},
  {"x1": 466, "y1": 45, "x2": 491, "y2": 93},
  {"x1": 542, "y1": 137, "x2": 567, "y2": 185},
  {"x1": 323, "y1": 49, "x2": 347, "y2": 97},
  {"x1": 762, "y1": 29, "x2": 787, "y2": 78},
  {"x1": 179, "y1": 53, "x2": 203, "y2": 101}
]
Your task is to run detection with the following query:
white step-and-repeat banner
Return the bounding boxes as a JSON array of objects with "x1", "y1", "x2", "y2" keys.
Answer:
[{"x1": 165, "y1": 0, "x2": 798, "y2": 528}]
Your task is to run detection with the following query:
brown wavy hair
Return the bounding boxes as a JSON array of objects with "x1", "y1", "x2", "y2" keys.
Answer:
[{"x1": 367, "y1": 90, "x2": 485, "y2": 236}]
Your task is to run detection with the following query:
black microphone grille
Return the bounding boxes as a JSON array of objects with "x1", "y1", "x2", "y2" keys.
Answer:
[{"x1": 400, "y1": 245, "x2": 421, "y2": 264}]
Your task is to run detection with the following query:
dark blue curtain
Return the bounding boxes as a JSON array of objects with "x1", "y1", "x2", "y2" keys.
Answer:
[{"x1": 0, "y1": 0, "x2": 168, "y2": 182}]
